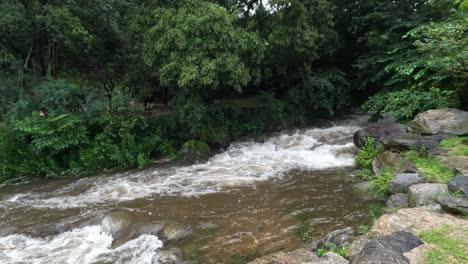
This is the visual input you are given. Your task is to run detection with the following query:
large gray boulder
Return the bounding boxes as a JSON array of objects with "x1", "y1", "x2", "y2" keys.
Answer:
[
  {"x1": 379, "y1": 134, "x2": 451, "y2": 151},
  {"x1": 386, "y1": 193, "x2": 409, "y2": 209},
  {"x1": 408, "y1": 183, "x2": 448, "y2": 208},
  {"x1": 437, "y1": 194, "x2": 468, "y2": 215},
  {"x1": 353, "y1": 122, "x2": 406, "y2": 148},
  {"x1": 350, "y1": 231, "x2": 423, "y2": 264},
  {"x1": 448, "y1": 175, "x2": 468, "y2": 198},
  {"x1": 408, "y1": 108, "x2": 468, "y2": 135},
  {"x1": 387, "y1": 174, "x2": 425, "y2": 194}
]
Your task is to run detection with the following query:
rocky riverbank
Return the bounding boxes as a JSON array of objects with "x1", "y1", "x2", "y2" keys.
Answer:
[{"x1": 250, "y1": 108, "x2": 468, "y2": 264}]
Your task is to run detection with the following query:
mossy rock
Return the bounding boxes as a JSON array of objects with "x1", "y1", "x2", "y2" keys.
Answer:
[
  {"x1": 179, "y1": 140, "x2": 211, "y2": 161},
  {"x1": 200, "y1": 123, "x2": 230, "y2": 147}
]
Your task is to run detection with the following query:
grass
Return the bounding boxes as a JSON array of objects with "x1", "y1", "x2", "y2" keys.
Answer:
[
  {"x1": 370, "y1": 166, "x2": 394, "y2": 195},
  {"x1": 316, "y1": 245, "x2": 348, "y2": 257},
  {"x1": 293, "y1": 211, "x2": 315, "y2": 241},
  {"x1": 404, "y1": 150, "x2": 456, "y2": 184},
  {"x1": 420, "y1": 225, "x2": 468, "y2": 264},
  {"x1": 440, "y1": 136, "x2": 468, "y2": 156}
]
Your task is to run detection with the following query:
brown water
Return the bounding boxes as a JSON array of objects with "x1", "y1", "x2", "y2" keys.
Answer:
[{"x1": 0, "y1": 115, "x2": 379, "y2": 263}]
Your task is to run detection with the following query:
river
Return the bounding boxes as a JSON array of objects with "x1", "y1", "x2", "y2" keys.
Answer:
[{"x1": 0, "y1": 115, "x2": 380, "y2": 263}]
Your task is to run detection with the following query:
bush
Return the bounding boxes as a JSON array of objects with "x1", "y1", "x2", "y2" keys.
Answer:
[
  {"x1": 355, "y1": 136, "x2": 381, "y2": 180},
  {"x1": 363, "y1": 87, "x2": 457, "y2": 123}
]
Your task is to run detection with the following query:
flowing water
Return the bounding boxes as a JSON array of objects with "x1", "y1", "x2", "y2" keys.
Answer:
[{"x1": 0, "y1": 115, "x2": 380, "y2": 263}]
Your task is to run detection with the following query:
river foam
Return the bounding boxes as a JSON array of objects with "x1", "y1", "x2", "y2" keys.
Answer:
[
  {"x1": 1, "y1": 119, "x2": 364, "y2": 209},
  {"x1": 0, "y1": 225, "x2": 163, "y2": 264}
]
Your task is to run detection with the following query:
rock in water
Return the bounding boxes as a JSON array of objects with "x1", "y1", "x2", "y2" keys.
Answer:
[
  {"x1": 437, "y1": 194, "x2": 468, "y2": 215},
  {"x1": 386, "y1": 193, "x2": 409, "y2": 209},
  {"x1": 387, "y1": 174, "x2": 424, "y2": 194},
  {"x1": 319, "y1": 227, "x2": 355, "y2": 249},
  {"x1": 448, "y1": 175, "x2": 468, "y2": 198},
  {"x1": 155, "y1": 248, "x2": 184, "y2": 264},
  {"x1": 408, "y1": 183, "x2": 447, "y2": 208},
  {"x1": 408, "y1": 108, "x2": 468, "y2": 135},
  {"x1": 353, "y1": 122, "x2": 406, "y2": 148},
  {"x1": 101, "y1": 211, "x2": 135, "y2": 246}
]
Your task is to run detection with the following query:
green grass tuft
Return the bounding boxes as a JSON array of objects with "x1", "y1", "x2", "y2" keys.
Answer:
[
  {"x1": 440, "y1": 136, "x2": 468, "y2": 156},
  {"x1": 370, "y1": 167, "x2": 394, "y2": 195},
  {"x1": 404, "y1": 150, "x2": 455, "y2": 184},
  {"x1": 420, "y1": 225, "x2": 468, "y2": 264}
]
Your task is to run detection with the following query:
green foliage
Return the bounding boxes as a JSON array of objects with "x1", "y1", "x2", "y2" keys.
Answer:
[
  {"x1": 404, "y1": 150, "x2": 456, "y2": 183},
  {"x1": 440, "y1": 136, "x2": 468, "y2": 156},
  {"x1": 294, "y1": 222, "x2": 313, "y2": 241},
  {"x1": 355, "y1": 136, "x2": 381, "y2": 180},
  {"x1": 316, "y1": 245, "x2": 348, "y2": 257},
  {"x1": 370, "y1": 167, "x2": 394, "y2": 195},
  {"x1": 363, "y1": 87, "x2": 457, "y2": 123},
  {"x1": 420, "y1": 225, "x2": 468, "y2": 264}
]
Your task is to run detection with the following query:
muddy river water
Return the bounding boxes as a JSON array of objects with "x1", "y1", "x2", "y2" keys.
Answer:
[{"x1": 0, "y1": 115, "x2": 380, "y2": 263}]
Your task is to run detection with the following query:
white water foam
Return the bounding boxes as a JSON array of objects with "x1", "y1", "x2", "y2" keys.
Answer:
[
  {"x1": 1, "y1": 124, "x2": 362, "y2": 209},
  {"x1": 0, "y1": 225, "x2": 163, "y2": 264}
]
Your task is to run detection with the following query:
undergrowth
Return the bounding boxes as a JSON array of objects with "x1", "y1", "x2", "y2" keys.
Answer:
[
  {"x1": 404, "y1": 149, "x2": 456, "y2": 184},
  {"x1": 420, "y1": 225, "x2": 468, "y2": 264},
  {"x1": 439, "y1": 136, "x2": 468, "y2": 156}
]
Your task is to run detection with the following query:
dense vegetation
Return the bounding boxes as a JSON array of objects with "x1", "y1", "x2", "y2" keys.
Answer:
[{"x1": 0, "y1": 0, "x2": 467, "y2": 182}]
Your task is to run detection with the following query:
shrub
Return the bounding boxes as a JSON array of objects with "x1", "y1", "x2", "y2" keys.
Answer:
[
  {"x1": 370, "y1": 167, "x2": 394, "y2": 195},
  {"x1": 355, "y1": 136, "x2": 381, "y2": 180}
]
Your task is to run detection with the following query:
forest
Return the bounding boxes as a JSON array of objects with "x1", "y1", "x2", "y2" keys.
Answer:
[{"x1": 0, "y1": 0, "x2": 467, "y2": 183}]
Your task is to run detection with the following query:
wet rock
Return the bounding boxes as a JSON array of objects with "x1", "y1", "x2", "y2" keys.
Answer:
[
  {"x1": 249, "y1": 248, "x2": 348, "y2": 264},
  {"x1": 386, "y1": 193, "x2": 409, "y2": 209},
  {"x1": 387, "y1": 174, "x2": 424, "y2": 194},
  {"x1": 379, "y1": 134, "x2": 451, "y2": 151},
  {"x1": 437, "y1": 194, "x2": 468, "y2": 215},
  {"x1": 351, "y1": 231, "x2": 423, "y2": 264},
  {"x1": 155, "y1": 247, "x2": 184, "y2": 264},
  {"x1": 372, "y1": 151, "x2": 402, "y2": 175},
  {"x1": 159, "y1": 223, "x2": 192, "y2": 241},
  {"x1": 101, "y1": 211, "x2": 135, "y2": 245},
  {"x1": 408, "y1": 108, "x2": 468, "y2": 136},
  {"x1": 178, "y1": 140, "x2": 211, "y2": 162},
  {"x1": 408, "y1": 183, "x2": 447, "y2": 208},
  {"x1": 319, "y1": 227, "x2": 355, "y2": 249},
  {"x1": 353, "y1": 122, "x2": 406, "y2": 148},
  {"x1": 448, "y1": 175, "x2": 468, "y2": 198},
  {"x1": 345, "y1": 235, "x2": 370, "y2": 259},
  {"x1": 369, "y1": 208, "x2": 468, "y2": 238}
]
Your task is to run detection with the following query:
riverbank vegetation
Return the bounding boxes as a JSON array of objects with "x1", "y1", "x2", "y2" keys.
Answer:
[{"x1": 0, "y1": 0, "x2": 467, "y2": 183}]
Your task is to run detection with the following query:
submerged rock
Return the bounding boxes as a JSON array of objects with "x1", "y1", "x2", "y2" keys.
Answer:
[
  {"x1": 408, "y1": 108, "x2": 468, "y2": 135},
  {"x1": 447, "y1": 175, "x2": 468, "y2": 198},
  {"x1": 319, "y1": 227, "x2": 355, "y2": 249},
  {"x1": 437, "y1": 194, "x2": 468, "y2": 215},
  {"x1": 350, "y1": 231, "x2": 423, "y2": 264},
  {"x1": 387, "y1": 174, "x2": 424, "y2": 194},
  {"x1": 386, "y1": 193, "x2": 409, "y2": 209},
  {"x1": 407, "y1": 183, "x2": 447, "y2": 208},
  {"x1": 159, "y1": 223, "x2": 192, "y2": 241},
  {"x1": 155, "y1": 247, "x2": 184, "y2": 264},
  {"x1": 353, "y1": 122, "x2": 406, "y2": 148}
]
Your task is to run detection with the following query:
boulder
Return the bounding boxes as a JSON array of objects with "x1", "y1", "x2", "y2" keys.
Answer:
[
  {"x1": 372, "y1": 151, "x2": 402, "y2": 175},
  {"x1": 101, "y1": 211, "x2": 135, "y2": 247},
  {"x1": 249, "y1": 248, "x2": 348, "y2": 264},
  {"x1": 408, "y1": 183, "x2": 447, "y2": 207},
  {"x1": 379, "y1": 134, "x2": 451, "y2": 150},
  {"x1": 403, "y1": 244, "x2": 434, "y2": 264},
  {"x1": 350, "y1": 231, "x2": 423, "y2": 264},
  {"x1": 386, "y1": 193, "x2": 409, "y2": 209},
  {"x1": 159, "y1": 223, "x2": 192, "y2": 242},
  {"x1": 353, "y1": 122, "x2": 406, "y2": 148},
  {"x1": 437, "y1": 194, "x2": 468, "y2": 215},
  {"x1": 368, "y1": 208, "x2": 468, "y2": 238},
  {"x1": 345, "y1": 235, "x2": 370, "y2": 259},
  {"x1": 387, "y1": 174, "x2": 424, "y2": 194},
  {"x1": 437, "y1": 155, "x2": 468, "y2": 176},
  {"x1": 178, "y1": 140, "x2": 211, "y2": 162},
  {"x1": 155, "y1": 248, "x2": 184, "y2": 264},
  {"x1": 447, "y1": 175, "x2": 468, "y2": 198},
  {"x1": 408, "y1": 108, "x2": 468, "y2": 135},
  {"x1": 319, "y1": 227, "x2": 355, "y2": 249}
]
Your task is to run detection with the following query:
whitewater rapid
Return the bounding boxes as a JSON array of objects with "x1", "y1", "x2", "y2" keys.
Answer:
[
  {"x1": 2, "y1": 124, "x2": 360, "y2": 210},
  {"x1": 0, "y1": 116, "x2": 367, "y2": 264}
]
